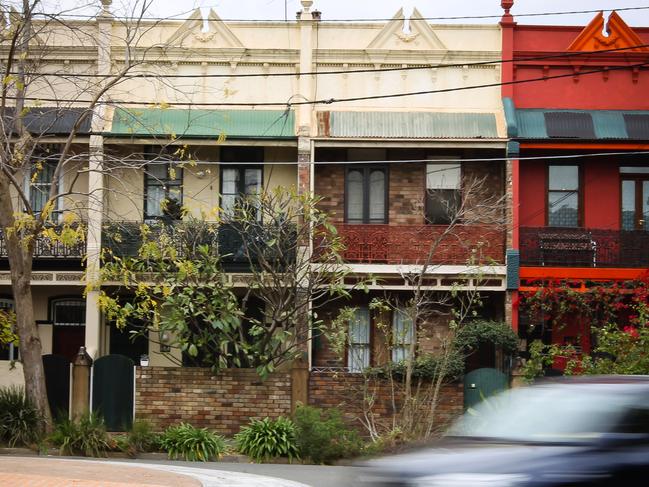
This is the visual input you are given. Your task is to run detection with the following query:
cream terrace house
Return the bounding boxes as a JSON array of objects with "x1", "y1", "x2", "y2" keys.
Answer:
[{"x1": 0, "y1": 1, "x2": 511, "y2": 431}]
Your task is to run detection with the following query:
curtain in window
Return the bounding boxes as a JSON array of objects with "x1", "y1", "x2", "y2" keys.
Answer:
[
  {"x1": 348, "y1": 308, "x2": 370, "y2": 372},
  {"x1": 346, "y1": 169, "x2": 364, "y2": 223},
  {"x1": 392, "y1": 310, "x2": 414, "y2": 362},
  {"x1": 29, "y1": 162, "x2": 56, "y2": 214},
  {"x1": 368, "y1": 169, "x2": 386, "y2": 223},
  {"x1": 221, "y1": 168, "x2": 240, "y2": 216}
]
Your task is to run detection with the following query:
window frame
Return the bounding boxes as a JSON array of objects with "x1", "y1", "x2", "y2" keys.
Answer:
[
  {"x1": 391, "y1": 309, "x2": 415, "y2": 363},
  {"x1": 344, "y1": 165, "x2": 389, "y2": 224},
  {"x1": 347, "y1": 307, "x2": 371, "y2": 373},
  {"x1": 619, "y1": 170, "x2": 649, "y2": 231},
  {"x1": 546, "y1": 164, "x2": 582, "y2": 228},
  {"x1": 425, "y1": 159, "x2": 462, "y2": 225},
  {"x1": 50, "y1": 297, "x2": 86, "y2": 327},
  {"x1": 143, "y1": 147, "x2": 184, "y2": 221},
  {"x1": 218, "y1": 165, "x2": 264, "y2": 220},
  {"x1": 24, "y1": 144, "x2": 64, "y2": 220}
]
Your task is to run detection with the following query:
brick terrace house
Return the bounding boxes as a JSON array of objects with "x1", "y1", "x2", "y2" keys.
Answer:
[{"x1": 500, "y1": 2, "x2": 649, "y2": 364}]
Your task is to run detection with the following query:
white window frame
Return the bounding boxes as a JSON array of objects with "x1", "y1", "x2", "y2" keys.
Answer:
[
  {"x1": 23, "y1": 144, "x2": 65, "y2": 221},
  {"x1": 425, "y1": 157, "x2": 461, "y2": 224},
  {"x1": 392, "y1": 309, "x2": 414, "y2": 363},
  {"x1": 348, "y1": 307, "x2": 371, "y2": 373}
]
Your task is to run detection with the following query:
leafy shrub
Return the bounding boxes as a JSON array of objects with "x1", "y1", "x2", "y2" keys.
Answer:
[
  {"x1": 235, "y1": 417, "x2": 299, "y2": 462},
  {"x1": 50, "y1": 414, "x2": 112, "y2": 457},
  {"x1": 368, "y1": 350, "x2": 465, "y2": 382},
  {"x1": 159, "y1": 423, "x2": 225, "y2": 461},
  {"x1": 127, "y1": 419, "x2": 160, "y2": 455},
  {"x1": 0, "y1": 386, "x2": 42, "y2": 447},
  {"x1": 293, "y1": 405, "x2": 362, "y2": 464}
]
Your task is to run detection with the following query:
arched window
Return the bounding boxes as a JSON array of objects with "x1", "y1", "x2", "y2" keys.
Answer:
[
  {"x1": 0, "y1": 298, "x2": 17, "y2": 361},
  {"x1": 51, "y1": 298, "x2": 86, "y2": 326}
]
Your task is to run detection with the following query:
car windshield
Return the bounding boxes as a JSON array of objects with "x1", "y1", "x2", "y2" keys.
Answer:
[{"x1": 448, "y1": 384, "x2": 638, "y2": 443}]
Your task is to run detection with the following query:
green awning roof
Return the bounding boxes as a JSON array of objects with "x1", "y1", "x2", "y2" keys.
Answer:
[
  {"x1": 108, "y1": 108, "x2": 295, "y2": 139},
  {"x1": 503, "y1": 99, "x2": 649, "y2": 141},
  {"x1": 317, "y1": 111, "x2": 501, "y2": 139}
]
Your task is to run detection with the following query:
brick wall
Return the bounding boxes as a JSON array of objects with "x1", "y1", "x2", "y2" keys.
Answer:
[
  {"x1": 389, "y1": 163, "x2": 425, "y2": 225},
  {"x1": 314, "y1": 165, "x2": 345, "y2": 224},
  {"x1": 135, "y1": 367, "x2": 291, "y2": 435},
  {"x1": 308, "y1": 372, "x2": 464, "y2": 435}
]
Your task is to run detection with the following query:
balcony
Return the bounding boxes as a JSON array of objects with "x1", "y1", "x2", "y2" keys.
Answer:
[
  {"x1": 102, "y1": 221, "x2": 296, "y2": 271},
  {"x1": 337, "y1": 224, "x2": 505, "y2": 265},
  {"x1": 0, "y1": 224, "x2": 86, "y2": 268},
  {"x1": 520, "y1": 227, "x2": 649, "y2": 268}
]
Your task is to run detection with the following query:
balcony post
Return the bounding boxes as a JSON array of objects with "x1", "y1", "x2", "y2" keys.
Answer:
[
  {"x1": 84, "y1": 8, "x2": 112, "y2": 359},
  {"x1": 506, "y1": 141, "x2": 520, "y2": 332}
]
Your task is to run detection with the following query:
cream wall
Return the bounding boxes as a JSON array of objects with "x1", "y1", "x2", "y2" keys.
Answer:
[{"x1": 0, "y1": 361, "x2": 24, "y2": 388}]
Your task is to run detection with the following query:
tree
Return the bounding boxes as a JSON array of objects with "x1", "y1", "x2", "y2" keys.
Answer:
[
  {"x1": 97, "y1": 188, "x2": 361, "y2": 377},
  {"x1": 0, "y1": 0, "x2": 170, "y2": 431},
  {"x1": 324, "y1": 171, "x2": 509, "y2": 441}
]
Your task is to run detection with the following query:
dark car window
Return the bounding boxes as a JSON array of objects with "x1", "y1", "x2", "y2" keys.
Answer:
[{"x1": 614, "y1": 406, "x2": 649, "y2": 435}]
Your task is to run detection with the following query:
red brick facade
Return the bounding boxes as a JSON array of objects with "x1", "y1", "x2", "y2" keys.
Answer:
[{"x1": 135, "y1": 367, "x2": 291, "y2": 435}]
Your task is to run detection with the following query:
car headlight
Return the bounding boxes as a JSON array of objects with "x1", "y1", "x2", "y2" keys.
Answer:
[{"x1": 411, "y1": 473, "x2": 530, "y2": 487}]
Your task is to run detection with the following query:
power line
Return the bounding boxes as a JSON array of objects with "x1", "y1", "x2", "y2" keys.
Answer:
[
  {"x1": 17, "y1": 44, "x2": 649, "y2": 80},
  {"x1": 6, "y1": 5, "x2": 649, "y2": 22},
  {"x1": 6, "y1": 61, "x2": 649, "y2": 107}
]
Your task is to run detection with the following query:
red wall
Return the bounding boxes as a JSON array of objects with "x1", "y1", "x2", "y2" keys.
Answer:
[{"x1": 519, "y1": 158, "x2": 620, "y2": 230}]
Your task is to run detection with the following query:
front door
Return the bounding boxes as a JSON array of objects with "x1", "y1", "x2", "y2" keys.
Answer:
[{"x1": 621, "y1": 177, "x2": 649, "y2": 231}]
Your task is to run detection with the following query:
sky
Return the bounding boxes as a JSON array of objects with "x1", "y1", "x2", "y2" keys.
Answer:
[{"x1": 28, "y1": 1, "x2": 649, "y2": 26}]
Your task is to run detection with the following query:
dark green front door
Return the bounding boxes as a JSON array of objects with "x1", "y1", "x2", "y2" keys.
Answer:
[
  {"x1": 43, "y1": 354, "x2": 70, "y2": 420},
  {"x1": 464, "y1": 367, "x2": 508, "y2": 410},
  {"x1": 92, "y1": 354, "x2": 134, "y2": 431}
]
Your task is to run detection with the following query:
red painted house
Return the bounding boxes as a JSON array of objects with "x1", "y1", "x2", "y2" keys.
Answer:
[{"x1": 501, "y1": 1, "x2": 649, "y2": 363}]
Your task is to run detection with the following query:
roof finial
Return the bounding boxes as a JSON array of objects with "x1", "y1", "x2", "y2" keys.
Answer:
[{"x1": 501, "y1": 0, "x2": 514, "y2": 15}]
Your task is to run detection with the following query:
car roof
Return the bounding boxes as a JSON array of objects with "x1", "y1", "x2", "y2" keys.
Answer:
[{"x1": 533, "y1": 375, "x2": 649, "y2": 392}]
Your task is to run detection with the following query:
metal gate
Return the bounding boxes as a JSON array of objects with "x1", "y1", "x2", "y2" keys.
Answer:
[
  {"x1": 42, "y1": 354, "x2": 70, "y2": 420},
  {"x1": 464, "y1": 367, "x2": 509, "y2": 410},
  {"x1": 92, "y1": 354, "x2": 134, "y2": 431}
]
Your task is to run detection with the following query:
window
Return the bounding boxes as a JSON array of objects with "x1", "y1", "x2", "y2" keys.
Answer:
[
  {"x1": 426, "y1": 163, "x2": 461, "y2": 224},
  {"x1": 26, "y1": 144, "x2": 62, "y2": 217},
  {"x1": 348, "y1": 308, "x2": 370, "y2": 372},
  {"x1": 220, "y1": 166, "x2": 263, "y2": 219},
  {"x1": 345, "y1": 167, "x2": 387, "y2": 224},
  {"x1": 548, "y1": 165, "x2": 579, "y2": 227},
  {"x1": 144, "y1": 156, "x2": 183, "y2": 220},
  {"x1": 51, "y1": 298, "x2": 86, "y2": 326},
  {"x1": 0, "y1": 298, "x2": 17, "y2": 361},
  {"x1": 392, "y1": 309, "x2": 414, "y2": 363}
]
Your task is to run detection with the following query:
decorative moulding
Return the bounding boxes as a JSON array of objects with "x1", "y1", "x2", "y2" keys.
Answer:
[
  {"x1": 167, "y1": 8, "x2": 243, "y2": 48},
  {"x1": 366, "y1": 8, "x2": 447, "y2": 51},
  {"x1": 567, "y1": 11, "x2": 649, "y2": 52}
]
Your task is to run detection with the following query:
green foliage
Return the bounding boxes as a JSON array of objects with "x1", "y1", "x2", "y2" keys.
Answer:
[
  {"x1": 0, "y1": 386, "x2": 42, "y2": 447},
  {"x1": 455, "y1": 320, "x2": 519, "y2": 355},
  {"x1": 235, "y1": 417, "x2": 299, "y2": 463},
  {"x1": 50, "y1": 414, "x2": 112, "y2": 457},
  {"x1": 368, "y1": 350, "x2": 465, "y2": 382},
  {"x1": 0, "y1": 309, "x2": 18, "y2": 350},
  {"x1": 126, "y1": 419, "x2": 160, "y2": 455},
  {"x1": 159, "y1": 423, "x2": 225, "y2": 461},
  {"x1": 293, "y1": 405, "x2": 362, "y2": 464}
]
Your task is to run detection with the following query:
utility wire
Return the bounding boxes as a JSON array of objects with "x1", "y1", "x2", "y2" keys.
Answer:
[
  {"x1": 17, "y1": 44, "x2": 649, "y2": 80},
  {"x1": 6, "y1": 5, "x2": 649, "y2": 22},
  {"x1": 6, "y1": 61, "x2": 649, "y2": 107}
]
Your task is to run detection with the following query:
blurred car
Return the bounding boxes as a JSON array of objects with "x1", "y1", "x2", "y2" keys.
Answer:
[{"x1": 359, "y1": 376, "x2": 649, "y2": 486}]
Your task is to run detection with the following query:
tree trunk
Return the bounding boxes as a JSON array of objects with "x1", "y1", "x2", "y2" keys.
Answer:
[{"x1": 14, "y1": 274, "x2": 52, "y2": 433}]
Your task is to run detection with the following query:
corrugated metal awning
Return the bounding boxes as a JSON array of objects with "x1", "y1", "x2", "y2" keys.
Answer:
[
  {"x1": 317, "y1": 111, "x2": 500, "y2": 139},
  {"x1": 513, "y1": 108, "x2": 649, "y2": 140},
  {"x1": 2, "y1": 107, "x2": 92, "y2": 135},
  {"x1": 108, "y1": 108, "x2": 295, "y2": 139}
]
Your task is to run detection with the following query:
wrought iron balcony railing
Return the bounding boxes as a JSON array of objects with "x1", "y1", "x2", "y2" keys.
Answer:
[
  {"x1": 337, "y1": 224, "x2": 505, "y2": 265},
  {"x1": 102, "y1": 221, "x2": 296, "y2": 270},
  {"x1": 520, "y1": 227, "x2": 649, "y2": 268},
  {"x1": 0, "y1": 225, "x2": 86, "y2": 261}
]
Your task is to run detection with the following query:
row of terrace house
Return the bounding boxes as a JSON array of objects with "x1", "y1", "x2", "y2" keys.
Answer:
[{"x1": 1, "y1": 1, "x2": 648, "y2": 430}]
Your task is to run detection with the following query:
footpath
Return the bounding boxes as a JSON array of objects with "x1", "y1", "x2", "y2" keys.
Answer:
[{"x1": 0, "y1": 457, "x2": 313, "y2": 487}]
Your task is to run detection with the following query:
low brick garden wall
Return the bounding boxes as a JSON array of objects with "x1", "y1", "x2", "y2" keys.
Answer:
[
  {"x1": 308, "y1": 371, "x2": 464, "y2": 435},
  {"x1": 135, "y1": 367, "x2": 464, "y2": 437},
  {"x1": 135, "y1": 367, "x2": 291, "y2": 435}
]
